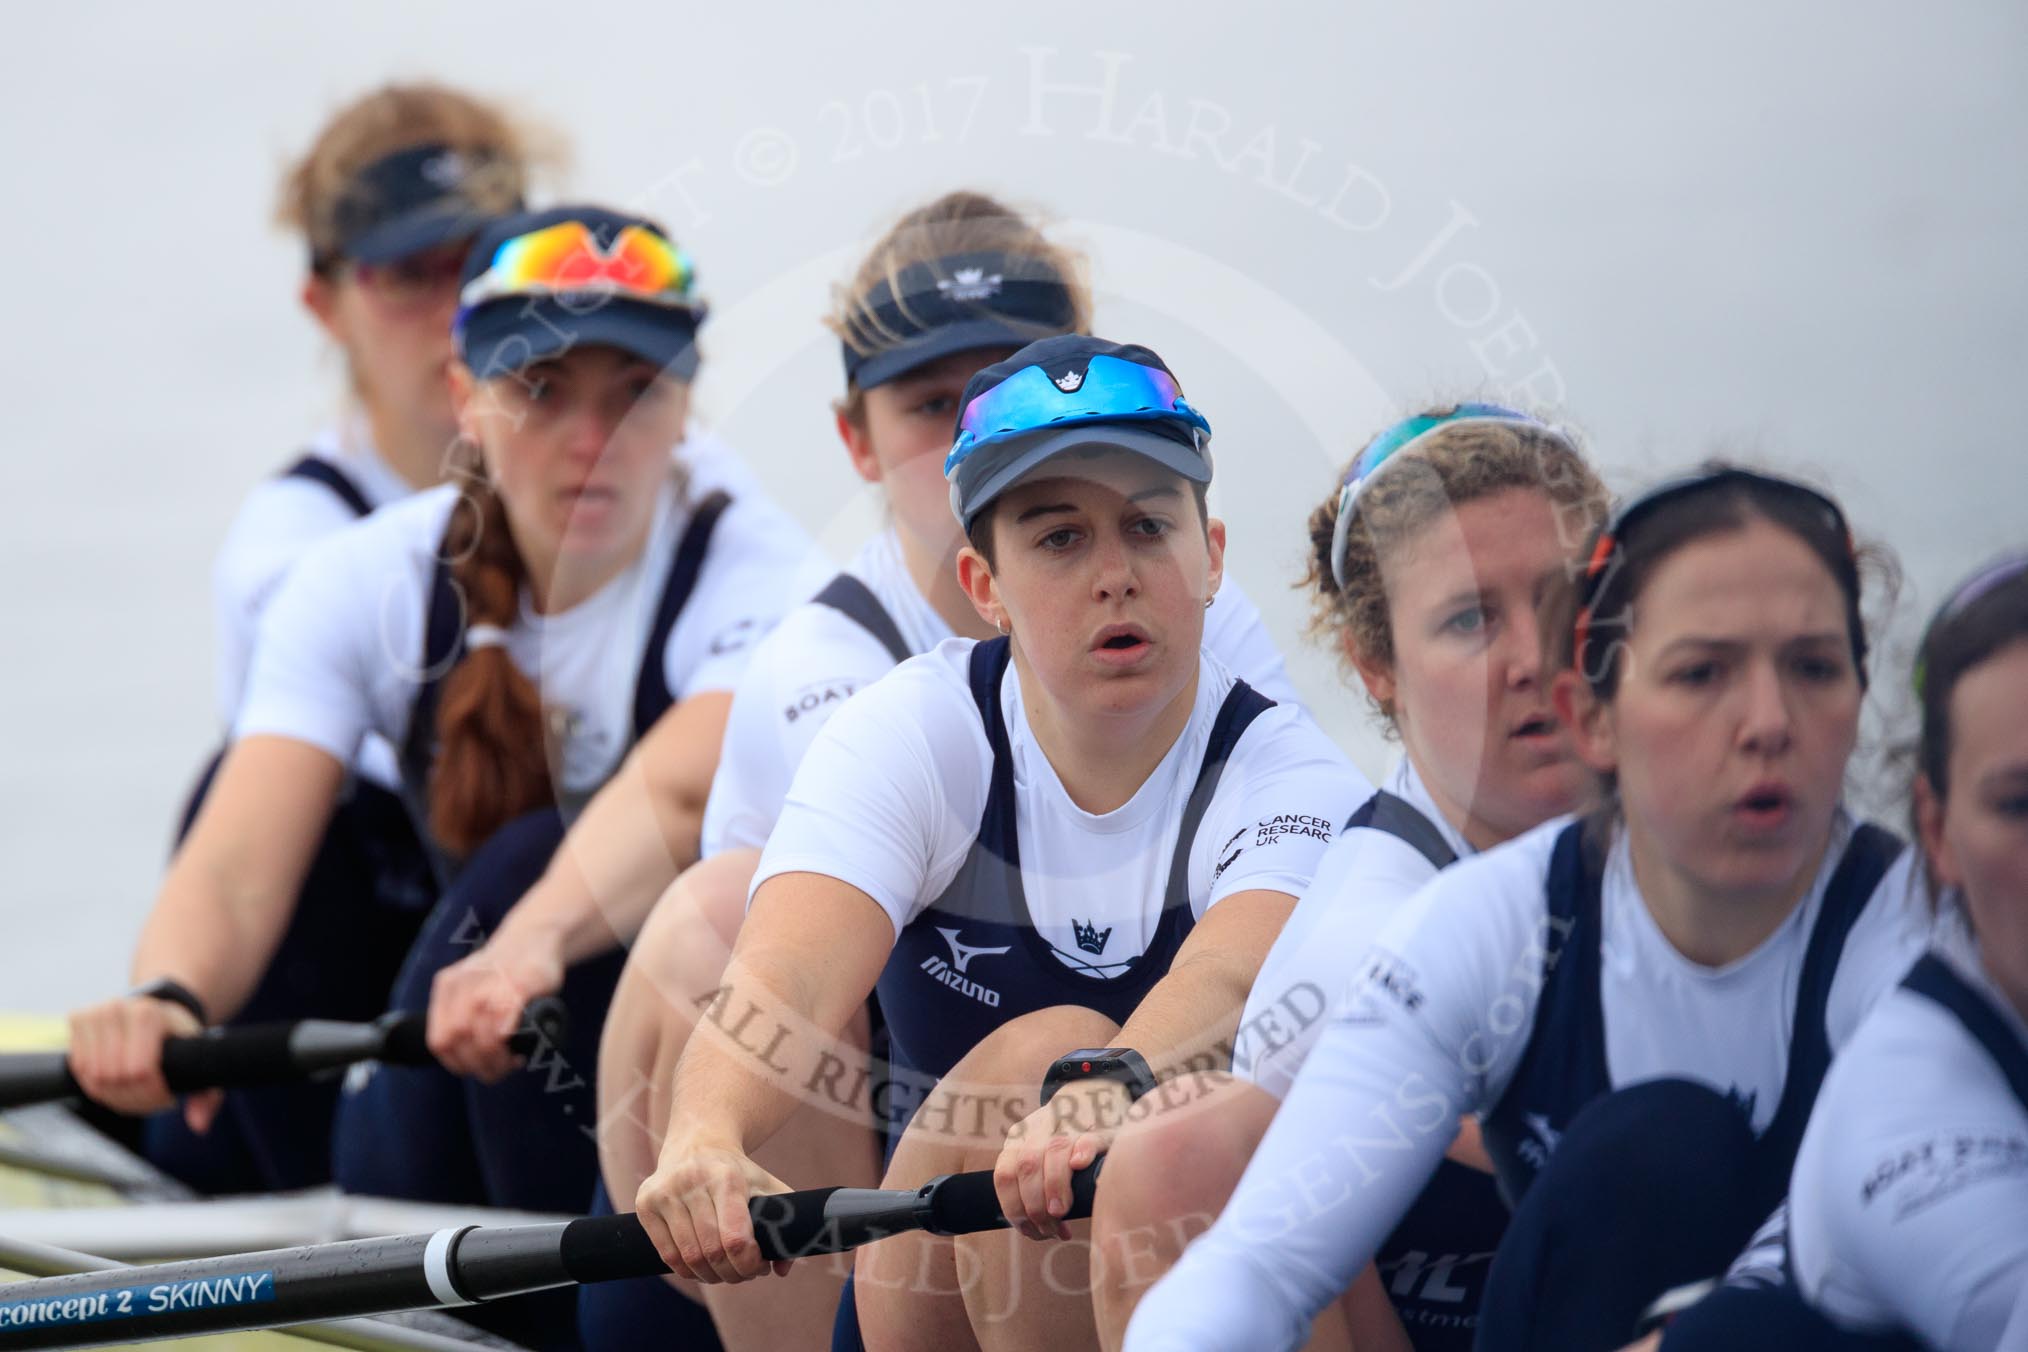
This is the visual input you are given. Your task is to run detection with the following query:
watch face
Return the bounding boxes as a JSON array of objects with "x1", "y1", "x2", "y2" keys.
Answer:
[{"x1": 1064, "y1": 1048, "x2": 1121, "y2": 1061}]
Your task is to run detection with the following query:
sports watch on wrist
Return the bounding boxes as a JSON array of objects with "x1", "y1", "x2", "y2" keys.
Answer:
[
  {"x1": 1039, "y1": 1047, "x2": 1158, "y2": 1105},
  {"x1": 131, "y1": 976, "x2": 208, "y2": 1028}
]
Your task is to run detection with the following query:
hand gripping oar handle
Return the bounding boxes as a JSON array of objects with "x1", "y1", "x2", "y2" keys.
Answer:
[
  {"x1": 0, "y1": 1159, "x2": 1102, "y2": 1350},
  {"x1": 0, "y1": 998, "x2": 569, "y2": 1111},
  {"x1": 562, "y1": 1156, "x2": 1105, "y2": 1277}
]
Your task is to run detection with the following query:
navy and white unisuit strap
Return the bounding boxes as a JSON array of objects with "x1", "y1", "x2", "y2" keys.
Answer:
[
  {"x1": 1902, "y1": 953, "x2": 2028, "y2": 1114},
  {"x1": 811, "y1": 574, "x2": 911, "y2": 665},
  {"x1": 280, "y1": 454, "x2": 373, "y2": 518},
  {"x1": 1344, "y1": 790, "x2": 1457, "y2": 871}
]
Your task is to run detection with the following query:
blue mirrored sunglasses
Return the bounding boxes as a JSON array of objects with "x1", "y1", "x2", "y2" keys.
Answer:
[{"x1": 944, "y1": 353, "x2": 1210, "y2": 480}]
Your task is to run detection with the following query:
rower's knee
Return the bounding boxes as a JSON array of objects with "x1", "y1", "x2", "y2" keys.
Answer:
[
  {"x1": 629, "y1": 849, "x2": 759, "y2": 998},
  {"x1": 1107, "y1": 1073, "x2": 1270, "y2": 1228},
  {"x1": 1095, "y1": 1075, "x2": 1274, "y2": 1294}
]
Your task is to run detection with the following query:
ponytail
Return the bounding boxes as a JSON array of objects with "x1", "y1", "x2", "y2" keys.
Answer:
[{"x1": 428, "y1": 480, "x2": 553, "y2": 856}]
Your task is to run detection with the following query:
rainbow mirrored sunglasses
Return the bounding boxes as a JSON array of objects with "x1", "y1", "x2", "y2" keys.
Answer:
[
  {"x1": 1571, "y1": 466, "x2": 1854, "y2": 677},
  {"x1": 1328, "y1": 404, "x2": 1553, "y2": 588},
  {"x1": 1913, "y1": 552, "x2": 2028, "y2": 697},
  {"x1": 943, "y1": 353, "x2": 1211, "y2": 481},
  {"x1": 456, "y1": 220, "x2": 699, "y2": 319}
]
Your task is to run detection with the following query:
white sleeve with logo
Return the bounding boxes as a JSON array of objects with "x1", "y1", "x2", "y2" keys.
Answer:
[
  {"x1": 1235, "y1": 829, "x2": 1440, "y2": 1097},
  {"x1": 658, "y1": 492, "x2": 814, "y2": 698},
  {"x1": 1790, "y1": 984, "x2": 2028, "y2": 1351},
  {"x1": 1188, "y1": 707, "x2": 1368, "y2": 912},
  {"x1": 1124, "y1": 827, "x2": 1562, "y2": 1352},
  {"x1": 749, "y1": 646, "x2": 988, "y2": 934},
  {"x1": 1201, "y1": 576, "x2": 1303, "y2": 711},
  {"x1": 700, "y1": 605, "x2": 900, "y2": 856}
]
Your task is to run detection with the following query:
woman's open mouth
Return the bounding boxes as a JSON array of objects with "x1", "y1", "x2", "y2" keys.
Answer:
[
  {"x1": 1732, "y1": 782, "x2": 1795, "y2": 832},
  {"x1": 1090, "y1": 624, "x2": 1153, "y2": 667}
]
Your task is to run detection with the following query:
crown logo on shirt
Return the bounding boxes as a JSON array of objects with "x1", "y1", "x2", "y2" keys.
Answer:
[
  {"x1": 936, "y1": 267, "x2": 1002, "y2": 302},
  {"x1": 1072, "y1": 918, "x2": 1112, "y2": 955}
]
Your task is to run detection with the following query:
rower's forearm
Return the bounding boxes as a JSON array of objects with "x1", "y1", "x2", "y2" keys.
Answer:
[
  {"x1": 663, "y1": 959, "x2": 849, "y2": 1156},
  {"x1": 504, "y1": 767, "x2": 705, "y2": 965},
  {"x1": 1115, "y1": 953, "x2": 1254, "y2": 1081},
  {"x1": 131, "y1": 861, "x2": 289, "y2": 1023}
]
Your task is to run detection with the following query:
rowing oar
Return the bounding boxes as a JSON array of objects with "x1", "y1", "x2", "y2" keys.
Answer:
[
  {"x1": 0, "y1": 1000, "x2": 569, "y2": 1112},
  {"x1": 0, "y1": 1162, "x2": 1102, "y2": 1349}
]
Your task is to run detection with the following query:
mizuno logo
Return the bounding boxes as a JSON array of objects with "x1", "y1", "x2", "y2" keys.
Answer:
[
  {"x1": 1072, "y1": 918, "x2": 1112, "y2": 955},
  {"x1": 936, "y1": 267, "x2": 1002, "y2": 302},
  {"x1": 1054, "y1": 368, "x2": 1086, "y2": 392},
  {"x1": 936, "y1": 928, "x2": 1010, "y2": 974}
]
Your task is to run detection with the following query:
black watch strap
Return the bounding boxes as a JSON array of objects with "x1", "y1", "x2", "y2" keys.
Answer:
[
  {"x1": 1041, "y1": 1048, "x2": 1158, "y2": 1105},
  {"x1": 131, "y1": 976, "x2": 208, "y2": 1028}
]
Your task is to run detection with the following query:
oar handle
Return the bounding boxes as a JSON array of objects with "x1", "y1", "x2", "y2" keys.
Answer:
[
  {"x1": 0, "y1": 998, "x2": 568, "y2": 1111},
  {"x1": 561, "y1": 1158, "x2": 1105, "y2": 1278}
]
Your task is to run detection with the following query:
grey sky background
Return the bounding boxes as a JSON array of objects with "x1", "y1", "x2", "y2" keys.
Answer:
[{"x1": 2, "y1": 3, "x2": 2022, "y2": 1009}]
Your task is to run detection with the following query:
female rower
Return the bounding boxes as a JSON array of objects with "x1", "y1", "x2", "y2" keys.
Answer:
[
  {"x1": 1091, "y1": 406, "x2": 1609, "y2": 1351},
  {"x1": 1782, "y1": 555, "x2": 2028, "y2": 1351},
  {"x1": 630, "y1": 335, "x2": 1367, "y2": 1351},
  {"x1": 581, "y1": 195, "x2": 1299, "y2": 1350},
  {"x1": 1126, "y1": 465, "x2": 1937, "y2": 1352},
  {"x1": 152, "y1": 81, "x2": 544, "y2": 1194},
  {"x1": 66, "y1": 207, "x2": 804, "y2": 1234}
]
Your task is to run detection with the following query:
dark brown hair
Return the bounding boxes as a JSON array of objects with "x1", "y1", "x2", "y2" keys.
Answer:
[
  {"x1": 1550, "y1": 463, "x2": 1877, "y2": 701},
  {"x1": 1302, "y1": 414, "x2": 1608, "y2": 723},
  {"x1": 1914, "y1": 559, "x2": 2028, "y2": 804}
]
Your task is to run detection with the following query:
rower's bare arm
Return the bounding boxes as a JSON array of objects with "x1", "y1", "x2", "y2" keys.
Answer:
[
  {"x1": 661, "y1": 870, "x2": 893, "y2": 1154},
  {"x1": 1116, "y1": 887, "x2": 1298, "y2": 1079},
  {"x1": 137, "y1": 735, "x2": 346, "y2": 1020},
  {"x1": 498, "y1": 689, "x2": 734, "y2": 965},
  {"x1": 634, "y1": 870, "x2": 892, "y2": 1283}
]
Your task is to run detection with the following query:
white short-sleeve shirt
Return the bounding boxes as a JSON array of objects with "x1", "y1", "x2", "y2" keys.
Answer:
[
  {"x1": 212, "y1": 424, "x2": 416, "y2": 786},
  {"x1": 751, "y1": 640, "x2": 1366, "y2": 972},
  {"x1": 700, "y1": 526, "x2": 1307, "y2": 857},
  {"x1": 1790, "y1": 923, "x2": 2028, "y2": 1352},
  {"x1": 1124, "y1": 819, "x2": 1937, "y2": 1352},
  {"x1": 1236, "y1": 758, "x2": 1472, "y2": 1097},
  {"x1": 236, "y1": 464, "x2": 809, "y2": 799}
]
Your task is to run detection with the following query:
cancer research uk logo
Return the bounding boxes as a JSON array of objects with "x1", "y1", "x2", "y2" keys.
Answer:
[
  {"x1": 920, "y1": 927, "x2": 1011, "y2": 1007},
  {"x1": 936, "y1": 267, "x2": 1002, "y2": 303},
  {"x1": 1254, "y1": 813, "x2": 1333, "y2": 846}
]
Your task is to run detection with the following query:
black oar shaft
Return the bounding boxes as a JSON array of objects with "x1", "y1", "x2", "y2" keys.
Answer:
[{"x1": 0, "y1": 1161, "x2": 1102, "y2": 1349}]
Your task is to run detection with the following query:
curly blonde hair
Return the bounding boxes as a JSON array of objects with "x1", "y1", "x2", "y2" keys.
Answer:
[{"x1": 1302, "y1": 413, "x2": 1610, "y2": 723}]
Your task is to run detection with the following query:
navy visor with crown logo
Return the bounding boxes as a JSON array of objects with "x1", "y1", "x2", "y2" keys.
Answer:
[
  {"x1": 319, "y1": 142, "x2": 519, "y2": 269},
  {"x1": 843, "y1": 250, "x2": 1079, "y2": 389}
]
